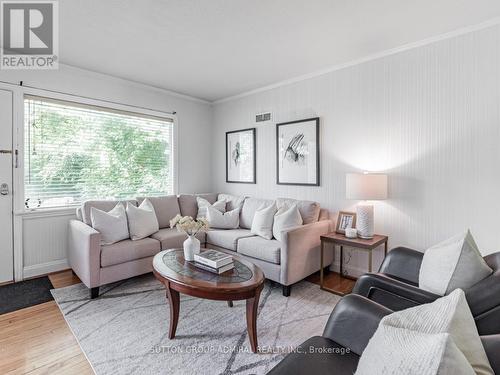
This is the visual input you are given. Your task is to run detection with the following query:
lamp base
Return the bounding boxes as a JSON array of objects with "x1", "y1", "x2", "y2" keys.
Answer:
[
  {"x1": 358, "y1": 234, "x2": 374, "y2": 240},
  {"x1": 356, "y1": 203, "x2": 374, "y2": 239}
]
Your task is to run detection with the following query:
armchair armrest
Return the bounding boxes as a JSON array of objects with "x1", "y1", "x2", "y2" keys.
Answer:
[
  {"x1": 279, "y1": 220, "x2": 331, "y2": 285},
  {"x1": 353, "y1": 273, "x2": 439, "y2": 311},
  {"x1": 68, "y1": 219, "x2": 101, "y2": 288},
  {"x1": 465, "y1": 272, "x2": 500, "y2": 317},
  {"x1": 379, "y1": 247, "x2": 423, "y2": 284},
  {"x1": 322, "y1": 294, "x2": 392, "y2": 355},
  {"x1": 481, "y1": 335, "x2": 500, "y2": 374}
]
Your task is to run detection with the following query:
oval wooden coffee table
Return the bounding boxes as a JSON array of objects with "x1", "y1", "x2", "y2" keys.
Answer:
[{"x1": 153, "y1": 248, "x2": 265, "y2": 353}]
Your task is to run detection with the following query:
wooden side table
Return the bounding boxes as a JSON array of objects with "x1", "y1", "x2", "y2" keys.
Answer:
[{"x1": 320, "y1": 233, "x2": 388, "y2": 296}]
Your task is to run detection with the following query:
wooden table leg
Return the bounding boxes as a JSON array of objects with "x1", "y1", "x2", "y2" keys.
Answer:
[
  {"x1": 340, "y1": 245, "x2": 344, "y2": 276},
  {"x1": 165, "y1": 282, "x2": 180, "y2": 339},
  {"x1": 320, "y1": 241, "x2": 324, "y2": 288},
  {"x1": 227, "y1": 301, "x2": 233, "y2": 307},
  {"x1": 246, "y1": 285, "x2": 262, "y2": 353},
  {"x1": 368, "y1": 250, "x2": 373, "y2": 273}
]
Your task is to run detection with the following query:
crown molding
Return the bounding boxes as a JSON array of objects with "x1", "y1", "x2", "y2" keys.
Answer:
[
  {"x1": 59, "y1": 63, "x2": 212, "y2": 104},
  {"x1": 213, "y1": 17, "x2": 500, "y2": 105}
]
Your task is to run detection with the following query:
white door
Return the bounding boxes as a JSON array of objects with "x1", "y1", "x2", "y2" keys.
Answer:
[{"x1": 0, "y1": 89, "x2": 13, "y2": 283}]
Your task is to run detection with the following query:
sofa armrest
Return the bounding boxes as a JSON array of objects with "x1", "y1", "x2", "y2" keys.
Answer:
[
  {"x1": 481, "y1": 335, "x2": 500, "y2": 374},
  {"x1": 378, "y1": 247, "x2": 423, "y2": 284},
  {"x1": 353, "y1": 273, "x2": 439, "y2": 311},
  {"x1": 68, "y1": 219, "x2": 101, "y2": 288},
  {"x1": 280, "y1": 220, "x2": 330, "y2": 285},
  {"x1": 322, "y1": 294, "x2": 392, "y2": 355}
]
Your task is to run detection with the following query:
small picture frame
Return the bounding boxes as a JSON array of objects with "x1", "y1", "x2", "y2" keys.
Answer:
[{"x1": 335, "y1": 211, "x2": 357, "y2": 234}]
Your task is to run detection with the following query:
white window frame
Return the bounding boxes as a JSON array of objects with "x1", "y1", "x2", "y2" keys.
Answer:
[
  {"x1": 13, "y1": 86, "x2": 178, "y2": 216},
  {"x1": 0, "y1": 81, "x2": 178, "y2": 282}
]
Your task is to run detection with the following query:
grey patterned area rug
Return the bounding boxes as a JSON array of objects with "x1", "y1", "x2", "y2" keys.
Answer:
[{"x1": 51, "y1": 274, "x2": 340, "y2": 375}]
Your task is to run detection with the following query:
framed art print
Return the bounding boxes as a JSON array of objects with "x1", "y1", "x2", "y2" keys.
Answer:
[
  {"x1": 226, "y1": 128, "x2": 256, "y2": 183},
  {"x1": 276, "y1": 117, "x2": 319, "y2": 186}
]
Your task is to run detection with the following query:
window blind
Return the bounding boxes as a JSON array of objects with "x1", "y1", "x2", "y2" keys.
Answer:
[{"x1": 24, "y1": 96, "x2": 174, "y2": 209}]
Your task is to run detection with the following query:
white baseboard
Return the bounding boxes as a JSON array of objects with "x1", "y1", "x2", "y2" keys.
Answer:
[{"x1": 23, "y1": 259, "x2": 69, "y2": 279}]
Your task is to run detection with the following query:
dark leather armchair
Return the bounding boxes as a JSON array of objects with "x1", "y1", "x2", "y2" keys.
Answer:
[
  {"x1": 352, "y1": 246, "x2": 500, "y2": 335},
  {"x1": 267, "y1": 294, "x2": 500, "y2": 374}
]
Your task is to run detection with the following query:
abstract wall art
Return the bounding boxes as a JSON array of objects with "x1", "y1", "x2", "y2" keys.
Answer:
[{"x1": 276, "y1": 117, "x2": 319, "y2": 185}]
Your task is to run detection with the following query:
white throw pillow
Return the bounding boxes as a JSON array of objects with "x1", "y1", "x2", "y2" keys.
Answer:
[
  {"x1": 357, "y1": 327, "x2": 474, "y2": 375},
  {"x1": 251, "y1": 204, "x2": 277, "y2": 240},
  {"x1": 356, "y1": 289, "x2": 493, "y2": 375},
  {"x1": 196, "y1": 197, "x2": 226, "y2": 219},
  {"x1": 90, "y1": 203, "x2": 129, "y2": 245},
  {"x1": 218, "y1": 193, "x2": 245, "y2": 211},
  {"x1": 206, "y1": 205, "x2": 240, "y2": 229},
  {"x1": 276, "y1": 198, "x2": 320, "y2": 224},
  {"x1": 419, "y1": 230, "x2": 492, "y2": 296},
  {"x1": 126, "y1": 199, "x2": 159, "y2": 240},
  {"x1": 272, "y1": 204, "x2": 303, "y2": 242}
]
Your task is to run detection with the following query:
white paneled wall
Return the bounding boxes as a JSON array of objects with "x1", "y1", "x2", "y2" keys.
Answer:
[
  {"x1": 212, "y1": 24, "x2": 500, "y2": 275},
  {"x1": 22, "y1": 211, "x2": 76, "y2": 277}
]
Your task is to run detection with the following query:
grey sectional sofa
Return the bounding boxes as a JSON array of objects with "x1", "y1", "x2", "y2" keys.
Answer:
[{"x1": 68, "y1": 193, "x2": 333, "y2": 298}]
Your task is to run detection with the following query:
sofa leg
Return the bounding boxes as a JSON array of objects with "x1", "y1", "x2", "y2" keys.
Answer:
[
  {"x1": 90, "y1": 287, "x2": 99, "y2": 299},
  {"x1": 282, "y1": 285, "x2": 291, "y2": 297}
]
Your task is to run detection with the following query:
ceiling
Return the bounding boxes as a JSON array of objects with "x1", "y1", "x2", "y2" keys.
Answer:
[{"x1": 59, "y1": 0, "x2": 500, "y2": 102}]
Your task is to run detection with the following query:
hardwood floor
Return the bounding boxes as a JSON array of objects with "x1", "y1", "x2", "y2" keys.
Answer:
[
  {"x1": 305, "y1": 270, "x2": 356, "y2": 296},
  {"x1": 0, "y1": 270, "x2": 93, "y2": 375},
  {"x1": 47, "y1": 270, "x2": 81, "y2": 289}
]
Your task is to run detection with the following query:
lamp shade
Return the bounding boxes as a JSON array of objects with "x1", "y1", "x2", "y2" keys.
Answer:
[{"x1": 346, "y1": 173, "x2": 388, "y2": 200}]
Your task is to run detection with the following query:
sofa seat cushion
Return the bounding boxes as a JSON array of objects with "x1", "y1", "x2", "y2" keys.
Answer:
[
  {"x1": 101, "y1": 238, "x2": 161, "y2": 267},
  {"x1": 151, "y1": 228, "x2": 206, "y2": 250},
  {"x1": 267, "y1": 336, "x2": 359, "y2": 375},
  {"x1": 237, "y1": 236, "x2": 281, "y2": 264},
  {"x1": 206, "y1": 229, "x2": 255, "y2": 251}
]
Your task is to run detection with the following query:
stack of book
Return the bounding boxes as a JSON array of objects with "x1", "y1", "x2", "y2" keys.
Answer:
[{"x1": 193, "y1": 250, "x2": 234, "y2": 274}]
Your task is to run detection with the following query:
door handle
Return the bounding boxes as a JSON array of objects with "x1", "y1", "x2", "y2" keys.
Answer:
[
  {"x1": 0, "y1": 150, "x2": 12, "y2": 154},
  {"x1": 0, "y1": 183, "x2": 8, "y2": 195}
]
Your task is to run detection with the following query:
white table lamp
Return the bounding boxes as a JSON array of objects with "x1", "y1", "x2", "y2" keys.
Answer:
[{"x1": 346, "y1": 173, "x2": 388, "y2": 239}]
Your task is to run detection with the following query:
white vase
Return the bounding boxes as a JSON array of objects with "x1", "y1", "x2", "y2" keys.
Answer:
[{"x1": 183, "y1": 235, "x2": 200, "y2": 261}]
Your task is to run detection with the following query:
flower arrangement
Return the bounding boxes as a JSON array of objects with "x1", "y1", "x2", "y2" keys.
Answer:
[{"x1": 170, "y1": 214, "x2": 209, "y2": 237}]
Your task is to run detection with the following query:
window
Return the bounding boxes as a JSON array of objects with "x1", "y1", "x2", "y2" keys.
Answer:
[{"x1": 24, "y1": 96, "x2": 175, "y2": 209}]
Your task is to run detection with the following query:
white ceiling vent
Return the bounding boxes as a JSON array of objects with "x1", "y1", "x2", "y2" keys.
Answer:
[{"x1": 256, "y1": 112, "x2": 272, "y2": 123}]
